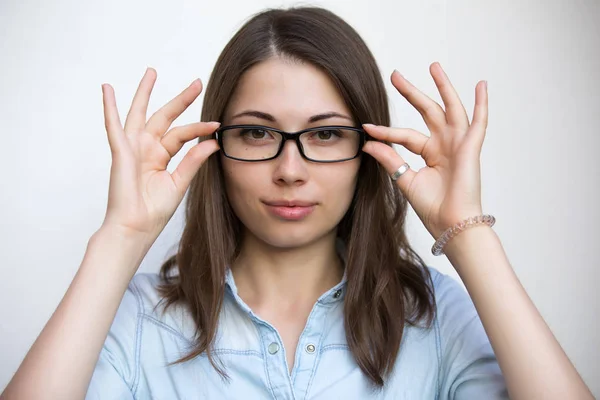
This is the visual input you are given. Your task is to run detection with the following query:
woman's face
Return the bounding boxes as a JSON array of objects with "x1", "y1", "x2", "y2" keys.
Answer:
[{"x1": 221, "y1": 57, "x2": 361, "y2": 249}]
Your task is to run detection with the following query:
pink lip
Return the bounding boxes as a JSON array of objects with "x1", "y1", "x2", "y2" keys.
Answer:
[
  {"x1": 265, "y1": 205, "x2": 315, "y2": 220},
  {"x1": 262, "y1": 200, "x2": 317, "y2": 221},
  {"x1": 264, "y1": 199, "x2": 317, "y2": 207}
]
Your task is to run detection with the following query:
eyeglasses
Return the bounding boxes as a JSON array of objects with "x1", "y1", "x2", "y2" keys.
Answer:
[{"x1": 214, "y1": 124, "x2": 367, "y2": 163}]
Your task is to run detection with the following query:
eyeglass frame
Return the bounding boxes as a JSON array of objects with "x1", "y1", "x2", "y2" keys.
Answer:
[{"x1": 213, "y1": 124, "x2": 369, "y2": 163}]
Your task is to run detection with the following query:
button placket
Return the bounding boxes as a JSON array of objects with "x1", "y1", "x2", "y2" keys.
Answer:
[
  {"x1": 258, "y1": 324, "x2": 294, "y2": 399},
  {"x1": 292, "y1": 300, "x2": 335, "y2": 399}
]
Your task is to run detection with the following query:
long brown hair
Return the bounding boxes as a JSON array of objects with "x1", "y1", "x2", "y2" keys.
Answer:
[{"x1": 155, "y1": 6, "x2": 436, "y2": 388}]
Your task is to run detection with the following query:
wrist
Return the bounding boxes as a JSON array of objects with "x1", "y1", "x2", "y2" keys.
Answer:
[
  {"x1": 442, "y1": 224, "x2": 497, "y2": 264},
  {"x1": 94, "y1": 223, "x2": 157, "y2": 244},
  {"x1": 87, "y1": 225, "x2": 156, "y2": 276},
  {"x1": 432, "y1": 214, "x2": 495, "y2": 256}
]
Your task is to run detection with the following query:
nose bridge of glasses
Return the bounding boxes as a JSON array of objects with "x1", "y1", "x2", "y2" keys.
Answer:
[
  {"x1": 279, "y1": 132, "x2": 306, "y2": 159},
  {"x1": 279, "y1": 129, "x2": 309, "y2": 141}
]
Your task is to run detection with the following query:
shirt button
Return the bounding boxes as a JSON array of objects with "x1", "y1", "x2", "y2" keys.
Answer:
[
  {"x1": 268, "y1": 342, "x2": 280, "y2": 355},
  {"x1": 333, "y1": 289, "x2": 342, "y2": 299},
  {"x1": 305, "y1": 344, "x2": 316, "y2": 354}
]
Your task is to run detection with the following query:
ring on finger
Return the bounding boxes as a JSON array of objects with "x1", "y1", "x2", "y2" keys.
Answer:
[{"x1": 391, "y1": 163, "x2": 410, "y2": 180}]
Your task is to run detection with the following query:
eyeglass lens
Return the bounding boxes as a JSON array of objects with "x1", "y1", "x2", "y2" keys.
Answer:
[{"x1": 220, "y1": 127, "x2": 360, "y2": 161}]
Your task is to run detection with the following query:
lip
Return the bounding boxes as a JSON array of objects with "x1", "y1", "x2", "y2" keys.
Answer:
[
  {"x1": 262, "y1": 199, "x2": 317, "y2": 220},
  {"x1": 263, "y1": 199, "x2": 317, "y2": 207}
]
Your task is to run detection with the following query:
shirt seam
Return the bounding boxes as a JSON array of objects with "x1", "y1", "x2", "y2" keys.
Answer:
[
  {"x1": 321, "y1": 344, "x2": 349, "y2": 352},
  {"x1": 141, "y1": 314, "x2": 194, "y2": 345}
]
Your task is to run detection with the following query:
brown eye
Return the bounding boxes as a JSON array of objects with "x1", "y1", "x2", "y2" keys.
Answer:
[
  {"x1": 252, "y1": 129, "x2": 267, "y2": 139},
  {"x1": 240, "y1": 128, "x2": 269, "y2": 139},
  {"x1": 317, "y1": 130, "x2": 333, "y2": 140}
]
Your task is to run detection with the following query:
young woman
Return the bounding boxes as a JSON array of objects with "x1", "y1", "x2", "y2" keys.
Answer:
[{"x1": 2, "y1": 6, "x2": 593, "y2": 400}]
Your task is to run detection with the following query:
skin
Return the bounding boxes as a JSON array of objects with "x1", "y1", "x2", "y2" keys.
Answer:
[
  {"x1": 220, "y1": 57, "x2": 360, "y2": 373},
  {"x1": 2, "y1": 58, "x2": 592, "y2": 398},
  {"x1": 361, "y1": 64, "x2": 594, "y2": 398}
]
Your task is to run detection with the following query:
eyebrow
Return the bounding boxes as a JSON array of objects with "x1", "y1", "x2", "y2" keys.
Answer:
[{"x1": 230, "y1": 110, "x2": 353, "y2": 123}]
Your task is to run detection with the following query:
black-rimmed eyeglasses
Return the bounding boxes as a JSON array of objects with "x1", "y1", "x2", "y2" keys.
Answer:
[{"x1": 214, "y1": 125, "x2": 367, "y2": 163}]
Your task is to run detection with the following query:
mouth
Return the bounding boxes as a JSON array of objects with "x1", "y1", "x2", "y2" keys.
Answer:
[
  {"x1": 262, "y1": 199, "x2": 317, "y2": 220},
  {"x1": 263, "y1": 199, "x2": 317, "y2": 207}
]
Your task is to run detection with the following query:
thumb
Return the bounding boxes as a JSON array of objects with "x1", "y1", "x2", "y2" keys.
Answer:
[
  {"x1": 362, "y1": 141, "x2": 416, "y2": 196},
  {"x1": 171, "y1": 139, "x2": 220, "y2": 196}
]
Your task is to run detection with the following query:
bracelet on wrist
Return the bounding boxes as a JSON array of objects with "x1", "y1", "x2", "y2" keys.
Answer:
[{"x1": 431, "y1": 214, "x2": 496, "y2": 256}]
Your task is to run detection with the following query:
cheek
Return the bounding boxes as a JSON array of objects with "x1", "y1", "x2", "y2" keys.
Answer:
[
  {"x1": 316, "y1": 162, "x2": 360, "y2": 208},
  {"x1": 222, "y1": 160, "x2": 265, "y2": 211}
]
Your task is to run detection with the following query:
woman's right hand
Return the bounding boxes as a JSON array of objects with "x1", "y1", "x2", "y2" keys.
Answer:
[{"x1": 100, "y1": 67, "x2": 220, "y2": 240}]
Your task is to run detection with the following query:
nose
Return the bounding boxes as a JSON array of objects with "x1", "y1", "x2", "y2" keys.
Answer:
[{"x1": 272, "y1": 139, "x2": 309, "y2": 185}]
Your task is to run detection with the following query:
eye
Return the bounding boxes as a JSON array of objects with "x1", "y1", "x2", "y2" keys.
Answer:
[
  {"x1": 313, "y1": 129, "x2": 341, "y2": 140},
  {"x1": 241, "y1": 128, "x2": 271, "y2": 139},
  {"x1": 318, "y1": 130, "x2": 332, "y2": 140}
]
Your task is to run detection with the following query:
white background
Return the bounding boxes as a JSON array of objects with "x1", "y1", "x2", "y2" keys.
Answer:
[{"x1": 0, "y1": 0, "x2": 598, "y2": 395}]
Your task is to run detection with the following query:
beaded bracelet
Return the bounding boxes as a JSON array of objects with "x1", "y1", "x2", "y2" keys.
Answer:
[{"x1": 431, "y1": 214, "x2": 496, "y2": 256}]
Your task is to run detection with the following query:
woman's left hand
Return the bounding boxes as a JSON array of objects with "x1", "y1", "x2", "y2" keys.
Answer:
[{"x1": 362, "y1": 62, "x2": 488, "y2": 240}]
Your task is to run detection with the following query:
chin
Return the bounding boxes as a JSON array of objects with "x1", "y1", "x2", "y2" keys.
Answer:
[{"x1": 250, "y1": 220, "x2": 334, "y2": 250}]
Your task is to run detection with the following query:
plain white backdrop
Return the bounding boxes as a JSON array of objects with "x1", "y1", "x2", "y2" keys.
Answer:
[{"x1": 0, "y1": 0, "x2": 598, "y2": 395}]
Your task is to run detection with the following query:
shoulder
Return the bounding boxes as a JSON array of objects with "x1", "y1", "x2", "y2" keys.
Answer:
[
  {"x1": 423, "y1": 265, "x2": 459, "y2": 290},
  {"x1": 421, "y1": 269, "x2": 507, "y2": 396},
  {"x1": 424, "y1": 265, "x2": 471, "y2": 311},
  {"x1": 88, "y1": 274, "x2": 189, "y2": 396},
  {"x1": 424, "y1": 265, "x2": 500, "y2": 365},
  {"x1": 126, "y1": 272, "x2": 196, "y2": 343},
  {"x1": 105, "y1": 273, "x2": 162, "y2": 344},
  {"x1": 423, "y1": 265, "x2": 481, "y2": 340},
  {"x1": 127, "y1": 272, "x2": 164, "y2": 312},
  {"x1": 104, "y1": 272, "x2": 188, "y2": 341}
]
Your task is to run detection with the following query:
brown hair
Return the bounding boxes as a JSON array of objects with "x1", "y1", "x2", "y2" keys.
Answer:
[{"x1": 155, "y1": 6, "x2": 436, "y2": 388}]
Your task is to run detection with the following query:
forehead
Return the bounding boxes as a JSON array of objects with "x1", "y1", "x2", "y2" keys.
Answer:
[{"x1": 223, "y1": 58, "x2": 352, "y2": 125}]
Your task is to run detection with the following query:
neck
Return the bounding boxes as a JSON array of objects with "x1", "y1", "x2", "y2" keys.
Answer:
[{"x1": 231, "y1": 230, "x2": 344, "y2": 312}]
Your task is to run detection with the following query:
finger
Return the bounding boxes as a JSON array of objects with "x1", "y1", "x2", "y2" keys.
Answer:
[
  {"x1": 124, "y1": 67, "x2": 157, "y2": 134},
  {"x1": 391, "y1": 70, "x2": 446, "y2": 132},
  {"x1": 171, "y1": 139, "x2": 220, "y2": 195},
  {"x1": 102, "y1": 84, "x2": 125, "y2": 154},
  {"x1": 146, "y1": 78, "x2": 203, "y2": 138},
  {"x1": 362, "y1": 141, "x2": 417, "y2": 195},
  {"x1": 429, "y1": 62, "x2": 469, "y2": 128},
  {"x1": 161, "y1": 121, "x2": 221, "y2": 158},
  {"x1": 467, "y1": 81, "x2": 489, "y2": 151},
  {"x1": 362, "y1": 124, "x2": 429, "y2": 156}
]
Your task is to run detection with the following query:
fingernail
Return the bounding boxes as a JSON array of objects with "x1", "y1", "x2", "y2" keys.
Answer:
[
  {"x1": 484, "y1": 80, "x2": 488, "y2": 89},
  {"x1": 362, "y1": 123, "x2": 375, "y2": 129},
  {"x1": 393, "y1": 69, "x2": 403, "y2": 78}
]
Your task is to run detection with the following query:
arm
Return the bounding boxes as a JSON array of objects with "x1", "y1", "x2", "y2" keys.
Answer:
[
  {"x1": 1, "y1": 69, "x2": 218, "y2": 399},
  {"x1": 442, "y1": 225, "x2": 594, "y2": 399},
  {"x1": 0, "y1": 226, "x2": 152, "y2": 400},
  {"x1": 361, "y1": 61, "x2": 594, "y2": 399}
]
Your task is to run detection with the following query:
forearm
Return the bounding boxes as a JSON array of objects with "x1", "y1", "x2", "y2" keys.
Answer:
[
  {"x1": 1, "y1": 226, "x2": 153, "y2": 400},
  {"x1": 442, "y1": 226, "x2": 594, "y2": 399}
]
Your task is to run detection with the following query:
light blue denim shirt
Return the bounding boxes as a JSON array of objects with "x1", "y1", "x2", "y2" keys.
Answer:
[{"x1": 85, "y1": 262, "x2": 508, "y2": 399}]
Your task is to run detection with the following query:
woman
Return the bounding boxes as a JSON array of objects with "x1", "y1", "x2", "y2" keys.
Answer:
[{"x1": 1, "y1": 6, "x2": 593, "y2": 400}]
